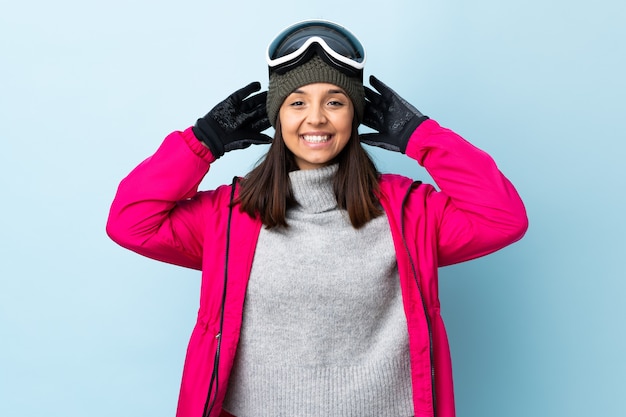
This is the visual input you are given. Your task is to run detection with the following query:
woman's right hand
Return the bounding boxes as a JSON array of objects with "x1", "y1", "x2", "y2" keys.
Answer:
[{"x1": 192, "y1": 82, "x2": 272, "y2": 158}]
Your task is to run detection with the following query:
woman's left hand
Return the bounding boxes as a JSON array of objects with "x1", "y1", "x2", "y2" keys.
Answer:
[{"x1": 360, "y1": 75, "x2": 429, "y2": 153}]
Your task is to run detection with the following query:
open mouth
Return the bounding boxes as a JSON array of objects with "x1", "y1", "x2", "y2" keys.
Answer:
[{"x1": 301, "y1": 134, "x2": 331, "y2": 143}]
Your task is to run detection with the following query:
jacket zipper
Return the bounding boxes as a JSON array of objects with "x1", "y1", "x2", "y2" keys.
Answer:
[
  {"x1": 400, "y1": 181, "x2": 437, "y2": 417},
  {"x1": 203, "y1": 177, "x2": 239, "y2": 417}
]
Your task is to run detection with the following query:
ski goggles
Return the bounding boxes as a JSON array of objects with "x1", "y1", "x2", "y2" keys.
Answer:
[{"x1": 266, "y1": 20, "x2": 366, "y2": 78}]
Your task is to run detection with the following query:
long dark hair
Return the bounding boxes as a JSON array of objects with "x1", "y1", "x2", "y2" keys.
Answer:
[{"x1": 236, "y1": 117, "x2": 382, "y2": 229}]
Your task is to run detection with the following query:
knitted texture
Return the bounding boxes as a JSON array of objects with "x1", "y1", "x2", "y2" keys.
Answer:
[
  {"x1": 266, "y1": 55, "x2": 365, "y2": 127},
  {"x1": 222, "y1": 165, "x2": 413, "y2": 417}
]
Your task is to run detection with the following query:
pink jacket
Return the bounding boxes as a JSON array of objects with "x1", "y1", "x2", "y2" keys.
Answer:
[{"x1": 107, "y1": 119, "x2": 528, "y2": 417}]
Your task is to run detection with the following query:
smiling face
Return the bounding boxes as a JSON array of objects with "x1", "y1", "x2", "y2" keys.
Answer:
[{"x1": 278, "y1": 82, "x2": 355, "y2": 170}]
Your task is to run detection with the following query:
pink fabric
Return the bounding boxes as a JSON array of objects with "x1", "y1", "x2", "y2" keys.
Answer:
[{"x1": 107, "y1": 119, "x2": 527, "y2": 417}]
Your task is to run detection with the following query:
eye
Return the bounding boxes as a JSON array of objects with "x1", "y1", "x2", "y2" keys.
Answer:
[
  {"x1": 289, "y1": 100, "x2": 305, "y2": 107},
  {"x1": 328, "y1": 99, "x2": 345, "y2": 107}
]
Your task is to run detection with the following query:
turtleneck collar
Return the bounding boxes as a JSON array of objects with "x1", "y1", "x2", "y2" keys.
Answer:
[{"x1": 288, "y1": 164, "x2": 338, "y2": 213}]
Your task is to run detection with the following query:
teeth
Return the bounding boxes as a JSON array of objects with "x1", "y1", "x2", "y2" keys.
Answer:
[{"x1": 302, "y1": 135, "x2": 330, "y2": 143}]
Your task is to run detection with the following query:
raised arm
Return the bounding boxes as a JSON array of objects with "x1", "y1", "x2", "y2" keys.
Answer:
[
  {"x1": 405, "y1": 119, "x2": 527, "y2": 265},
  {"x1": 106, "y1": 82, "x2": 271, "y2": 269},
  {"x1": 362, "y1": 75, "x2": 528, "y2": 266}
]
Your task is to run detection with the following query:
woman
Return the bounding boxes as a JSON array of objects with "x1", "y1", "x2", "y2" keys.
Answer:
[{"x1": 107, "y1": 20, "x2": 528, "y2": 417}]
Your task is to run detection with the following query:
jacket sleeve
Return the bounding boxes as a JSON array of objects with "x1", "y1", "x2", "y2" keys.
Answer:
[
  {"x1": 106, "y1": 127, "x2": 220, "y2": 270},
  {"x1": 405, "y1": 119, "x2": 528, "y2": 266}
]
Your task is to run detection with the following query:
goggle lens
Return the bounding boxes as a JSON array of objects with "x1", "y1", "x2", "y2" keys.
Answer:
[{"x1": 267, "y1": 20, "x2": 366, "y2": 76}]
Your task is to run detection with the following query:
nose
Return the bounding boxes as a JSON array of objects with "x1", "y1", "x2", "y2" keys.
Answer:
[{"x1": 306, "y1": 103, "x2": 327, "y2": 125}]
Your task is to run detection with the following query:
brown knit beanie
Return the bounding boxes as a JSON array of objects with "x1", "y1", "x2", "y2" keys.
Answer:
[{"x1": 266, "y1": 55, "x2": 364, "y2": 128}]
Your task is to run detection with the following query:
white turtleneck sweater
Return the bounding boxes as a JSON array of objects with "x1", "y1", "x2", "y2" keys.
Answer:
[{"x1": 223, "y1": 165, "x2": 414, "y2": 417}]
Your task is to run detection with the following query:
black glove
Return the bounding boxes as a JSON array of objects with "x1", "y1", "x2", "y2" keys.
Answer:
[
  {"x1": 192, "y1": 82, "x2": 272, "y2": 158},
  {"x1": 361, "y1": 75, "x2": 429, "y2": 153}
]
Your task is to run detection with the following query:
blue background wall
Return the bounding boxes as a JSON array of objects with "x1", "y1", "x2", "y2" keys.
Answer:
[{"x1": 1, "y1": 0, "x2": 624, "y2": 416}]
